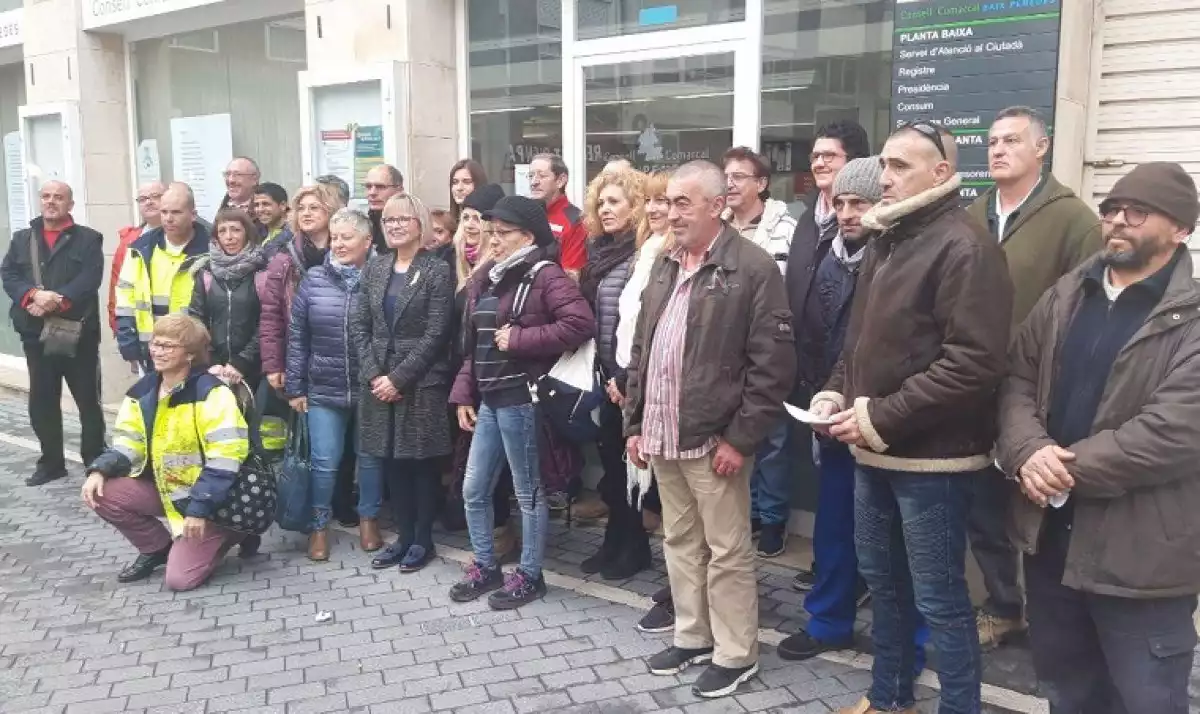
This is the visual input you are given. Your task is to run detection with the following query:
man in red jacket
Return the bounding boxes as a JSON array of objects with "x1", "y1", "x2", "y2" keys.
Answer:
[
  {"x1": 528, "y1": 153, "x2": 587, "y2": 279},
  {"x1": 108, "y1": 181, "x2": 165, "y2": 336}
]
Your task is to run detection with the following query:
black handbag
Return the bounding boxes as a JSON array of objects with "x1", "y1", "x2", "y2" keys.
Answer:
[
  {"x1": 28, "y1": 231, "x2": 85, "y2": 358},
  {"x1": 173, "y1": 381, "x2": 279, "y2": 535}
]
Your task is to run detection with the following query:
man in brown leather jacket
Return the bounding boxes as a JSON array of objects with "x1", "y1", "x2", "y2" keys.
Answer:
[{"x1": 997, "y1": 162, "x2": 1200, "y2": 714}]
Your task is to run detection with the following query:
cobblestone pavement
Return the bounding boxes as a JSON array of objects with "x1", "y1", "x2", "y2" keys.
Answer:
[{"x1": 0, "y1": 393, "x2": 1050, "y2": 713}]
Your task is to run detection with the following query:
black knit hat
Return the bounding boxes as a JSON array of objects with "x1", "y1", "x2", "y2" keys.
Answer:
[
  {"x1": 484, "y1": 195, "x2": 556, "y2": 248},
  {"x1": 463, "y1": 183, "x2": 505, "y2": 214},
  {"x1": 1101, "y1": 162, "x2": 1199, "y2": 228}
]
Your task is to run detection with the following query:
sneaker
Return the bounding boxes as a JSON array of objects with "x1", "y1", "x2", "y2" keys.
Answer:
[
  {"x1": 651, "y1": 584, "x2": 672, "y2": 604},
  {"x1": 792, "y1": 567, "x2": 816, "y2": 592},
  {"x1": 448, "y1": 561, "x2": 503, "y2": 602},
  {"x1": 837, "y1": 697, "x2": 916, "y2": 714},
  {"x1": 398, "y1": 544, "x2": 434, "y2": 573},
  {"x1": 977, "y1": 609, "x2": 1026, "y2": 651},
  {"x1": 636, "y1": 599, "x2": 675, "y2": 634},
  {"x1": 692, "y1": 661, "x2": 759, "y2": 698},
  {"x1": 756, "y1": 523, "x2": 787, "y2": 558},
  {"x1": 487, "y1": 569, "x2": 547, "y2": 610},
  {"x1": 648, "y1": 645, "x2": 714, "y2": 675},
  {"x1": 777, "y1": 630, "x2": 853, "y2": 661}
]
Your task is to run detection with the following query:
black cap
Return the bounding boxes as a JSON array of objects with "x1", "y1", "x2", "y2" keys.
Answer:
[
  {"x1": 484, "y1": 196, "x2": 556, "y2": 248},
  {"x1": 463, "y1": 183, "x2": 505, "y2": 214}
]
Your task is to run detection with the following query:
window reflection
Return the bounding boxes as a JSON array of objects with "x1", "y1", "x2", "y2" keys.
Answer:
[{"x1": 577, "y1": 0, "x2": 746, "y2": 40}]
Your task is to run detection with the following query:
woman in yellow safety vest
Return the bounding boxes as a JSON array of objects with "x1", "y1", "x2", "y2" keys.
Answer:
[{"x1": 82, "y1": 313, "x2": 253, "y2": 591}]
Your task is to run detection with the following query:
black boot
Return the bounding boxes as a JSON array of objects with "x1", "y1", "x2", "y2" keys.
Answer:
[
  {"x1": 602, "y1": 523, "x2": 651, "y2": 580},
  {"x1": 581, "y1": 513, "x2": 623, "y2": 574},
  {"x1": 117, "y1": 545, "x2": 172, "y2": 583}
]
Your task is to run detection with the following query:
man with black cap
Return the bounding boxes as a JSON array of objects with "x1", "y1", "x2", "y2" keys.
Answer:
[{"x1": 998, "y1": 161, "x2": 1200, "y2": 714}]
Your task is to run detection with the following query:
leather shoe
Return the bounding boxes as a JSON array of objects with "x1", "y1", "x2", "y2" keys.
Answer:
[
  {"x1": 239, "y1": 535, "x2": 261, "y2": 558},
  {"x1": 308, "y1": 529, "x2": 330, "y2": 561},
  {"x1": 26, "y1": 465, "x2": 68, "y2": 487},
  {"x1": 117, "y1": 546, "x2": 171, "y2": 583},
  {"x1": 359, "y1": 518, "x2": 382, "y2": 552},
  {"x1": 371, "y1": 541, "x2": 408, "y2": 570}
]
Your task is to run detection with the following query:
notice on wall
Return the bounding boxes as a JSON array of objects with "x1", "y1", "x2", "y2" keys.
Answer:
[
  {"x1": 170, "y1": 114, "x2": 232, "y2": 220},
  {"x1": 3, "y1": 132, "x2": 25, "y2": 230},
  {"x1": 513, "y1": 164, "x2": 532, "y2": 198},
  {"x1": 352, "y1": 125, "x2": 384, "y2": 199},
  {"x1": 136, "y1": 139, "x2": 161, "y2": 187},
  {"x1": 890, "y1": 0, "x2": 1063, "y2": 201},
  {"x1": 319, "y1": 129, "x2": 355, "y2": 195}
]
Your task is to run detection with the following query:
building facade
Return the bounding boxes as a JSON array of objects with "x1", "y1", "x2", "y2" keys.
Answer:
[{"x1": 0, "y1": 0, "x2": 1187, "y2": 516}]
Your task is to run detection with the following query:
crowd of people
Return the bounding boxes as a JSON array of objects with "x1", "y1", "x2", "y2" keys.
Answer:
[{"x1": 3, "y1": 103, "x2": 1199, "y2": 712}]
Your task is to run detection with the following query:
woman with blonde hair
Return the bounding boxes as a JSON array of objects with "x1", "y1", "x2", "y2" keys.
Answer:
[
  {"x1": 83, "y1": 314, "x2": 254, "y2": 590},
  {"x1": 353, "y1": 193, "x2": 455, "y2": 572},
  {"x1": 577, "y1": 168, "x2": 653, "y2": 580}
]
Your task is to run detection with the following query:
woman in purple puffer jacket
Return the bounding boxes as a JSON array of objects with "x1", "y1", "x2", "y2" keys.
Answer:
[{"x1": 447, "y1": 195, "x2": 594, "y2": 611}]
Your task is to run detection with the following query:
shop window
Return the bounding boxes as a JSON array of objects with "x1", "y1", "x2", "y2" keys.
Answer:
[
  {"x1": 760, "y1": 0, "x2": 893, "y2": 206},
  {"x1": 468, "y1": 0, "x2": 563, "y2": 196},
  {"x1": 577, "y1": 0, "x2": 746, "y2": 40},
  {"x1": 132, "y1": 15, "x2": 306, "y2": 217}
]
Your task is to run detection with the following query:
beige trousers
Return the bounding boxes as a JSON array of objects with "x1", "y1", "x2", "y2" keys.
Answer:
[{"x1": 652, "y1": 454, "x2": 759, "y2": 668}]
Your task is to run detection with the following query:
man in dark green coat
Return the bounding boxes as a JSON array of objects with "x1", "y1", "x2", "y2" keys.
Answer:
[{"x1": 965, "y1": 106, "x2": 1104, "y2": 650}]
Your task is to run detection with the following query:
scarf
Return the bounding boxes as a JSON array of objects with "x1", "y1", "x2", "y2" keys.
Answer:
[
  {"x1": 814, "y1": 194, "x2": 837, "y2": 234},
  {"x1": 301, "y1": 232, "x2": 328, "y2": 269},
  {"x1": 326, "y1": 253, "x2": 364, "y2": 292},
  {"x1": 579, "y1": 231, "x2": 637, "y2": 305},
  {"x1": 831, "y1": 234, "x2": 867, "y2": 268},
  {"x1": 465, "y1": 241, "x2": 480, "y2": 266},
  {"x1": 208, "y1": 243, "x2": 266, "y2": 283},
  {"x1": 488, "y1": 245, "x2": 537, "y2": 285}
]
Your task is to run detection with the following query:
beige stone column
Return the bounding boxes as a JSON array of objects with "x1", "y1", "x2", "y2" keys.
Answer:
[
  {"x1": 304, "y1": 0, "x2": 458, "y2": 206},
  {"x1": 1051, "y1": 0, "x2": 1099, "y2": 195}
]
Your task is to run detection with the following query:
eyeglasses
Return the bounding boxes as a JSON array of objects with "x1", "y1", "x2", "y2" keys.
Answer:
[
  {"x1": 1100, "y1": 203, "x2": 1150, "y2": 228},
  {"x1": 381, "y1": 216, "x2": 417, "y2": 227},
  {"x1": 365, "y1": 183, "x2": 399, "y2": 191},
  {"x1": 900, "y1": 121, "x2": 948, "y2": 159},
  {"x1": 809, "y1": 151, "x2": 847, "y2": 165},
  {"x1": 222, "y1": 171, "x2": 257, "y2": 180},
  {"x1": 724, "y1": 172, "x2": 760, "y2": 184},
  {"x1": 487, "y1": 227, "x2": 525, "y2": 239},
  {"x1": 149, "y1": 340, "x2": 183, "y2": 353},
  {"x1": 529, "y1": 172, "x2": 555, "y2": 182},
  {"x1": 136, "y1": 193, "x2": 163, "y2": 204}
]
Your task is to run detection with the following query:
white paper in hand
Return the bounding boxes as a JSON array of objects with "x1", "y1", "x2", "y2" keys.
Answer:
[{"x1": 785, "y1": 402, "x2": 834, "y2": 426}]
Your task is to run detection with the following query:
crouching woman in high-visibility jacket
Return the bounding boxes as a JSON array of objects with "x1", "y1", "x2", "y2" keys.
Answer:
[{"x1": 82, "y1": 313, "x2": 254, "y2": 591}]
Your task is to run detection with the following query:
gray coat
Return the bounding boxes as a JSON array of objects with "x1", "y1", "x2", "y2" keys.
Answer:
[{"x1": 351, "y1": 251, "x2": 455, "y2": 460}]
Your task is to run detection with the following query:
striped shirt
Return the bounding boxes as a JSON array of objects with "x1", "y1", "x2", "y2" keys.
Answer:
[
  {"x1": 471, "y1": 288, "x2": 531, "y2": 408},
  {"x1": 640, "y1": 241, "x2": 720, "y2": 461}
]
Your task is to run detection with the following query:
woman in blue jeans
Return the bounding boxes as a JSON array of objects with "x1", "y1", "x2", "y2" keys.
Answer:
[
  {"x1": 447, "y1": 195, "x2": 594, "y2": 610},
  {"x1": 285, "y1": 207, "x2": 380, "y2": 561}
]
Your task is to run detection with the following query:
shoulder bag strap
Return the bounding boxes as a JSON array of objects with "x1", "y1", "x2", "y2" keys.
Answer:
[{"x1": 28, "y1": 231, "x2": 42, "y2": 288}]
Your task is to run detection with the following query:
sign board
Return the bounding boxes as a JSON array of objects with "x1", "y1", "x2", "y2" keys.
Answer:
[
  {"x1": 3, "y1": 132, "x2": 25, "y2": 230},
  {"x1": 0, "y1": 9, "x2": 22, "y2": 49},
  {"x1": 169, "y1": 113, "x2": 232, "y2": 221},
  {"x1": 135, "y1": 139, "x2": 161, "y2": 186},
  {"x1": 82, "y1": 0, "x2": 222, "y2": 30},
  {"x1": 889, "y1": 0, "x2": 1063, "y2": 202}
]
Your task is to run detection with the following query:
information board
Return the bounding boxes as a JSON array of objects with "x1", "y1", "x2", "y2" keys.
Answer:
[{"x1": 890, "y1": 0, "x2": 1063, "y2": 201}]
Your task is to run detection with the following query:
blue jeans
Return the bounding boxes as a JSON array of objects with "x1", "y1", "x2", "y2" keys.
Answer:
[
  {"x1": 855, "y1": 464, "x2": 981, "y2": 714},
  {"x1": 462, "y1": 402, "x2": 547, "y2": 578},
  {"x1": 307, "y1": 405, "x2": 382, "y2": 529},
  {"x1": 750, "y1": 419, "x2": 792, "y2": 525}
]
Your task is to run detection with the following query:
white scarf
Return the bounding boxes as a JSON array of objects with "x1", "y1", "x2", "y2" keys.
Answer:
[
  {"x1": 831, "y1": 233, "x2": 867, "y2": 267},
  {"x1": 488, "y1": 245, "x2": 537, "y2": 285}
]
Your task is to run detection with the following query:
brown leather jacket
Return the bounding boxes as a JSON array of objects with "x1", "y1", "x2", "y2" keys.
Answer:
[
  {"x1": 997, "y1": 250, "x2": 1200, "y2": 598},
  {"x1": 624, "y1": 224, "x2": 796, "y2": 456},
  {"x1": 817, "y1": 177, "x2": 1014, "y2": 472}
]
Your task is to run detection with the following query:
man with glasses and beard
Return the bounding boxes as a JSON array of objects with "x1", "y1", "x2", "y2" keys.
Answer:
[
  {"x1": 998, "y1": 162, "x2": 1200, "y2": 714},
  {"x1": 811, "y1": 122, "x2": 1013, "y2": 714}
]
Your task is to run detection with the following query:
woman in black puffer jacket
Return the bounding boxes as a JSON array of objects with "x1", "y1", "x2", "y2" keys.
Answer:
[{"x1": 188, "y1": 209, "x2": 266, "y2": 390}]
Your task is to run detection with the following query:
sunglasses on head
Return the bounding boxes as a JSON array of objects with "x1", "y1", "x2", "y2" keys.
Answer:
[{"x1": 900, "y1": 121, "x2": 949, "y2": 159}]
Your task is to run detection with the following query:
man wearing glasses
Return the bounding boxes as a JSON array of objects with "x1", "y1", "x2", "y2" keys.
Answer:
[
  {"x1": 964, "y1": 106, "x2": 1104, "y2": 651},
  {"x1": 218, "y1": 157, "x2": 261, "y2": 217},
  {"x1": 998, "y1": 162, "x2": 1200, "y2": 714},
  {"x1": 364, "y1": 164, "x2": 405, "y2": 252},
  {"x1": 811, "y1": 122, "x2": 1013, "y2": 714},
  {"x1": 109, "y1": 182, "x2": 165, "y2": 337},
  {"x1": 527, "y1": 153, "x2": 587, "y2": 279}
]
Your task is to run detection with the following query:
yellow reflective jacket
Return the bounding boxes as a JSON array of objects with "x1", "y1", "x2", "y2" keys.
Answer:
[
  {"x1": 114, "y1": 225, "x2": 210, "y2": 362},
  {"x1": 90, "y1": 369, "x2": 249, "y2": 536}
]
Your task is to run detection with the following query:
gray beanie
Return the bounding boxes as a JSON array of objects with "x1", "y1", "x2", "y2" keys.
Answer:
[{"x1": 832, "y1": 157, "x2": 884, "y2": 204}]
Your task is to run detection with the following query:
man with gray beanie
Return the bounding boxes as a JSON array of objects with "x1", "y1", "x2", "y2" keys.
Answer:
[
  {"x1": 998, "y1": 161, "x2": 1200, "y2": 714},
  {"x1": 779, "y1": 158, "x2": 929, "y2": 665}
]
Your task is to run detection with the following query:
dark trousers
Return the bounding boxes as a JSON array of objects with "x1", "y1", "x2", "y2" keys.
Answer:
[
  {"x1": 1025, "y1": 546, "x2": 1197, "y2": 714},
  {"x1": 966, "y1": 466, "x2": 1023, "y2": 618},
  {"x1": 386, "y1": 458, "x2": 441, "y2": 550},
  {"x1": 596, "y1": 401, "x2": 649, "y2": 555},
  {"x1": 334, "y1": 427, "x2": 357, "y2": 519},
  {"x1": 855, "y1": 465, "x2": 981, "y2": 714},
  {"x1": 25, "y1": 338, "x2": 106, "y2": 471}
]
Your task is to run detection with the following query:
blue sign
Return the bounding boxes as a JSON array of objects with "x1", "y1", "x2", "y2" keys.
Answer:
[{"x1": 639, "y1": 5, "x2": 679, "y2": 27}]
